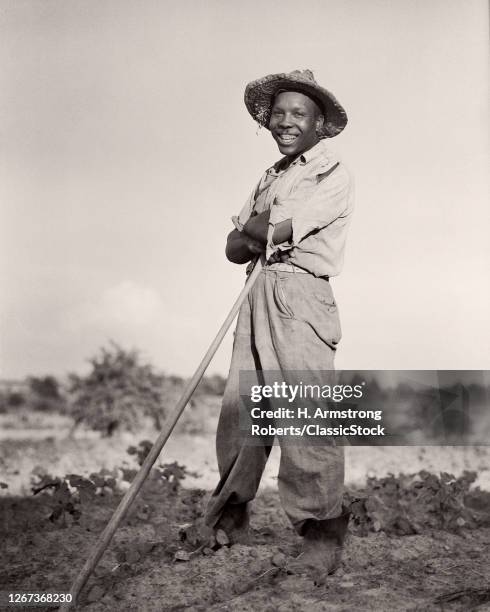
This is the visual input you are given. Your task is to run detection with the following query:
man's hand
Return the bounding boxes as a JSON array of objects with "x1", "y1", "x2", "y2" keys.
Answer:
[
  {"x1": 225, "y1": 229, "x2": 265, "y2": 264},
  {"x1": 226, "y1": 209, "x2": 293, "y2": 265}
]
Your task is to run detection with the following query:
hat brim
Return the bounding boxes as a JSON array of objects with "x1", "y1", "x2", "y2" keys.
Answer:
[{"x1": 244, "y1": 73, "x2": 347, "y2": 138}]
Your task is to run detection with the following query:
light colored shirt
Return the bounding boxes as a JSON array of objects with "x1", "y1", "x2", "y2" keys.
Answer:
[{"x1": 235, "y1": 140, "x2": 354, "y2": 278}]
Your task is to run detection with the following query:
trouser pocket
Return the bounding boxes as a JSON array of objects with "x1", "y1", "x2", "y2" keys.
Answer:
[
  {"x1": 273, "y1": 275, "x2": 295, "y2": 318},
  {"x1": 274, "y1": 274, "x2": 342, "y2": 348}
]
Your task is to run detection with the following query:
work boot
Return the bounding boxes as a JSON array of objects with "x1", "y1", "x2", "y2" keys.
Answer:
[
  {"x1": 214, "y1": 502, "x2": 250, "y2": 545},
  {"x1": 288, "y1": 509, "x2": 350, "y2": 580}
]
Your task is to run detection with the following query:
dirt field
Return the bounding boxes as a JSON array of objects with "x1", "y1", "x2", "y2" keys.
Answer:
[
  {"x1": 2, "y1": 409, "x2": 490, "y2": 496},
  {"x1": 1, "y1": 409, "x2": 490, "y2": 611}
]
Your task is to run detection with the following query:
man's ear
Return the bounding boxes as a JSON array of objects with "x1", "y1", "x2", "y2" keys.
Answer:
[{"x1": 316, "y1": 114, "x2": 325, "y2": 133}]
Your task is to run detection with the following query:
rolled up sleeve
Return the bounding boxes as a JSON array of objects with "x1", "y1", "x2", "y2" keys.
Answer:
[
  {"x1": 234, "y1": 184, "x2": 259, "y2": 231},
  {"x1": 266, "y1": 163, "x2": 352, "y2": 260},
  {"x1": 266, "y1": 199, "x2": 294, "y2": 259}
]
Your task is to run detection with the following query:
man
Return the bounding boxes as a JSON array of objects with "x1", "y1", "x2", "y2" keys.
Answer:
[{"x1": 204, "y1": 70, "x2": 354, "y2": 576}]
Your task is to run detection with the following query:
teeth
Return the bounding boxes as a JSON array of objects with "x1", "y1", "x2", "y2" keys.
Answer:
[{"x1": 280, "y1": 135, "x2": 297, "y2": 141}]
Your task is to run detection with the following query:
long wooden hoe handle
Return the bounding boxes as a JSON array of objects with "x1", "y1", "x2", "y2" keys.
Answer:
[{"x1": 60, "y1": 256, "x2": 264, "y2": 610}]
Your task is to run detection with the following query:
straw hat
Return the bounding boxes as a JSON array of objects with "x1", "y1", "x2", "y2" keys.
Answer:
[{"x1": 244, "y1": 69, "x2": 347, "y2": 138}]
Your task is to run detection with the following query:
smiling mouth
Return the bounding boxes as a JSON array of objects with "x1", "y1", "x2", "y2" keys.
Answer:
[{"x1": 276, "y1": 133, "x2": 299, "y2": 145}]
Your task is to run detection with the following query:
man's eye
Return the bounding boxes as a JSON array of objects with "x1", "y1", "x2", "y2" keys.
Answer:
[{"x1": 294, "y1": 112, "x2": 305, "y2": 118}]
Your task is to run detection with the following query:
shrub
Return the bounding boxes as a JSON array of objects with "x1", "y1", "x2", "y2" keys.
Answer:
[
  {"x1": 27, "y1": 376, "x2": 67, "y2": 412},
  {"x1": 67, "y1": 342, "x2": 167, "y2": 435}
]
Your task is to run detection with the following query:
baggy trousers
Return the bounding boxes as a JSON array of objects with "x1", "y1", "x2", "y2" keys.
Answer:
[{"x1": 204, "y1": 267, "x2": 345, "y2": 534}]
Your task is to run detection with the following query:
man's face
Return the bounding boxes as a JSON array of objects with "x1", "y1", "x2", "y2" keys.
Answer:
[{"x1": 269, "y1": 91, "x2": 324, "y2": 158}]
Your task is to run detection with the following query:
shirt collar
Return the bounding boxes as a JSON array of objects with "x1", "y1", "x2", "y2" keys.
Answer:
[
  {"x1": 270, "y1": 139, "x2": 329, "y2": 174},
  {"x1": 299, "y1": 139, "x2": 329, "y2": 165}
]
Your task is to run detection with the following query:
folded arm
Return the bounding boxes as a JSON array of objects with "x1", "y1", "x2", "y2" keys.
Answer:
[
  {"x1": 265, "y1": 163, "x2": 351, "y2": 260},
  {"x1": 243, "y1": 210, "x2": 293, "y2": 247},
  {"x1": 225, "y1": 212, "x2": 293, "y2": 264}
]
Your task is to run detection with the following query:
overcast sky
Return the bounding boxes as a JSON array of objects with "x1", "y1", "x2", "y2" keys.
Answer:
[{"x1": 1, "y1": 0, "x2": 488, "y2": 380}]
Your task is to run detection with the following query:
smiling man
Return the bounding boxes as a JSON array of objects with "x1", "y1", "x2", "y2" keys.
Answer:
[
  {"x1": 272, "y1": 90, "x2": 324, "y2": 153},
  {"x1": 204, "y1": 70, "x2": 354, "y2": 578}
]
